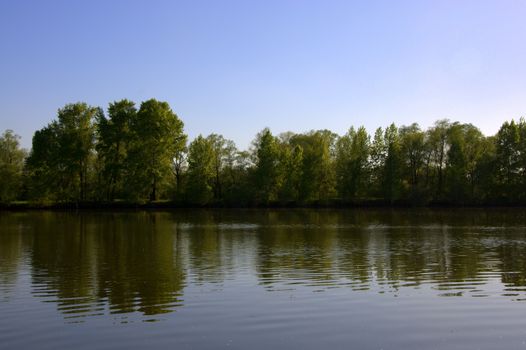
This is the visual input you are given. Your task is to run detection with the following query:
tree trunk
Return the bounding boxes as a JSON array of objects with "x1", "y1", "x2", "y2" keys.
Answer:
[{"x1": 150, "y1": 177, "x2": 157, "y2": 201}]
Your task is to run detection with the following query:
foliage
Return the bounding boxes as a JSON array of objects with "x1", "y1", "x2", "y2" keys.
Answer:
[
  {"x1": 96, "y1": 99, "x2": 136, "y2": 200},
  {"x1": 336, "y1": 126, "x2": 370, "y2": 201},
  {"x1": 253, "y1": 128, "x2": 281, "y2": 203},
  {"x1": 7, "y1": 99, "x2": 526, "y2": 206},
  {"x1": 26, "y1": 103, "x2": 99, "y2": 201},
  {"x1": 0, "y1": 130, "x2": 26, "y2": 202},
  {"x1": 186, "y1": 135, "x2": 215, "y2": 204},
  {"x1": 125, "y1": 99, "x2": 186, "y2": 201}
]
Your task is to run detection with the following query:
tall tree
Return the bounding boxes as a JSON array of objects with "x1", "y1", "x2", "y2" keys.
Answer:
[
  {"x1": 207, "y1": 134, "x2": 237, "y2": 201},
  {"x1": 400, "y1": 123, "x2": 426, "y2": 202},
  {"x1": 96, "y1": 99, "x2": 136, "y2": 200},
  {"x1": 224, "y1": 150, "x2": 253, "y2": 204},
  {"x1": 186, "y1": 135, "x2": 215, "y2": 205},
  {"x1": 474, "y1": 136, "x2": 497, "y2": 202},
  {"x1": 20, "y1": 106, "x2": 526, "y2": 206},
  {"x1": 26, "y1": 124, "x2": 60, "y2": 200},
  {"x1": 369, "y1": 127, "x2": 386, "y2": 197},
  {"x1": 253, "y1": 128, "x2": 282, "y2": 203},
  {"x1": 427, "y1": 119, "x2": 451, "y2": 198},
  {"x1": 381, "y1": 124, "x2": 402, "y2": 203},
  {"x1": 335, "y1": 126, "x2": 370, "y2": 200},
  {"x1": 172, "y1": 144, "x2": 187, "y2": 198},
  {"x1": 277, "y1": 141, "x2": 303, "y2": 202},
  {"x1": 445, "y1": 123, "x2": 469, "y2": 203},
  {"x1": 445, "y1": 123, "x2": 486, "y2": 203},
  {"x1": 517, "y1": 118, "x2": 526, "y2": 199},
  {"x1": 290, "y1": 130, "x2": 337, "y2": 201},
  {"x1": 58, "y1": 103, "x2": 99, "y2": 201},
  {"x1": 0, "y1": 130, "x2": 26, "y2": 202},
  {"x1": 494, "y1": 120, "x2": 521, "y2": 202},
  {"x1": 26, "y1": 103, "x2": 99, "y2": 201},
  {"x1": 126, "y1": 99, "x2": 186, "y2": 201}
]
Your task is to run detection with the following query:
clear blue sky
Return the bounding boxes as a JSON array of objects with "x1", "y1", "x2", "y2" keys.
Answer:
[{"x1": 1, "y1": 0, "x2": 525, "y2": 149}]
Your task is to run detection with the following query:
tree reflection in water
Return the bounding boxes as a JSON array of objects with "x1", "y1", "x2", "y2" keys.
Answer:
[{"x1": 1, "y1": 209, "x2": 526, "y2": 322}]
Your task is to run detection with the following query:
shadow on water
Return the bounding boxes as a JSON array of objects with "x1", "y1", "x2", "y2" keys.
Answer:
[{"x1": 2, "y1": 208, "x2": 526, "y2": 322}]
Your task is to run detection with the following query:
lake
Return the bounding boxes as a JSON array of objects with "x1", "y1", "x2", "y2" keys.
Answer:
[{"x1": 1, "y1": 209, "x2": 526, "y2": 349}]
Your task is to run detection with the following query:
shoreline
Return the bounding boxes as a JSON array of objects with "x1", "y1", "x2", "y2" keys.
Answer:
[{"x1": 2, "y1": 200, "x2": 526, "y2": 211}]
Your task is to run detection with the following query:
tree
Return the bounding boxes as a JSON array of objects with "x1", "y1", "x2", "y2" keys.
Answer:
[
  {"x1": 427, "y1": 119, "x2": 451, "y2": 199},
  {"x1": 445, "y1": 123, "x2": 468, "y2": 203},
  {"x1": 26, "y1": 123, "x2": 60, "y2": 200},
  {"x1": 224, "y1": 150, "x2": 253, "y2": 204},
  {"x1": 219, "y1": 138, "x2": 242, "y2": 202},
  {"x1": 58, "y1": 103, "x2": 100, "y2": 201},
  {"x1": 253, "y1": 128, "x2": 281, "y2": 203},
  {"x1": 475, "y1": 136, "x2": 497, "y2": 202},
  {"x1": 399, "y1": 123, "x2": 426, "y2": 202},
  {"x1": 0, "y1": 130, "x2": 26, "y2": 202},
  {"x1": 369, "y1": 127, "x2": 386, "y2": 197},
  {"x1": 207, "y1": 134, "x2": 237, "y2": 201},
  {"x1": 184, "y1": 133, "x2": 238, "y2": 204},
  {"x1": 96, "y1": 99, "x2": 136, "y2": 200},
  {"x1": 126, "y1": 99, "x2": 186, "y2": 201},
  {"x1": 445, "y1": 123, "x2": 486, "y2": 203},
  {"x1": 335, "y1": 126, "x2": 370, "y2": 200},
  {"x1": 26, "y1": 103, "x2": 99, "y2": 201},
  {"x1": 278, "y1": 142, "x2": 303, "y2": 202},
  {"x1": 517, "y1": 118, "x2": 526, "y2": 199},
  {"x1": 20, "y1": 102, "x2": 526, "y2": 206},
  {"x1": 172, "y1": 144, "x2": 187, "y2": 199},
  {"x1": 494, "y1": 120, "x2": 520, "y2": 202},
  {"x1": 186, "y1": 135, "x2": 215, "y2": 205},
  {"x1": 381, "y1": 123, "x2": 402, "y2": 203},
  {"x1": 290, "y1": 130, "x2": 337, "y2": 201}
]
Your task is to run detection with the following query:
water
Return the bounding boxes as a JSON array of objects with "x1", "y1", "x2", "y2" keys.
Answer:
[{"x1": 1, "y1": 209, "x2": 526, "y2": 349}]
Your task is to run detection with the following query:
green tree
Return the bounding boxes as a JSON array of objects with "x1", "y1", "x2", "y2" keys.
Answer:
[
  {"x1": 26, "y1": 103, "x2": 99, "y2": 201},
  {"x1": 186, "y1": 135, "x2": 215, "y2": 205},
  {"x1": 253, "y1": 128, "x2": 281, "y2": 203},
  {"x1": 224, "y1": 150, "x2": 253, "y2": 204},
  {"x1": 517, "y1": 118, "x2": 526, "y2": 200},
  {"x1": 335, "y1": 126, "x2": 370, "y2": 200},
  {"x1": 381, "y1": 124, "x2": 402, "y2": 203},
  {"x1": 22, "y1": 100, "x2": 526, "y2": 206},
  {"x1": 427, "y1": 119, "x2": 451, "y2": 199},
  {"x1": 126, "y1": 99, "x2": 186, "y2": 201},
  {"x1": 290, "y1": 130, "x2": 337, "y2": 201},
  {"x1": 445, "y1": 123, "x2": 486, "y2": 203},
  {"x1": 0, "y1": 130, "x2": 27, "y2": 202},
  {"x1": 494, "y1": 120, "x2": 520, "y2": 202},
  {"x1": 26, "y1": 124, "x2": 59, "y2": 200},
  {"x1": 369, "y1": 127, "x2": 386, "y2": 197},
  {"x1": 445, "y1": 123, "x2": 468, "y2": 203},
  {"x1": 278, "y1": 142, "x2": 303, "y2": 202},
  {"x1": 207, "y1": 134, "x2": 237, "y2": 201},
  {"x1": 96, "y1": 99, "x2": 136, "y2": 200},
  {"x1": 462, "y1": 125, "x2": 486, "y2": 201},
  {"x1": 475, "y1": 136, "x2": 497, "y2": 202},
  {"x1": 172, "y1": 144, "x2": 187, "y2": 199},
  {"x1": 58, "y1": 103, "x2": 99, "y2": 201},
  {"x1": 399, "y1": 123, "x2": 426, "y2": 202}
]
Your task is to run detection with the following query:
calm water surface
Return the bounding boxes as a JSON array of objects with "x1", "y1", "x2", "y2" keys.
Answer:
[{"x1": 2, "y1": 209, "x2": 526, "y2": 349}]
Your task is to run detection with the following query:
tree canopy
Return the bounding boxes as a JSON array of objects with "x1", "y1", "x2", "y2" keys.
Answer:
[{"x1": 3, "y1": 99, "x2": 526, "y2": 206}]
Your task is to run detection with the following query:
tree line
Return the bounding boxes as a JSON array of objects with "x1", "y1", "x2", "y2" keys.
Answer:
[{"x1": 2, "y1": 98, "x2": 526, "y2": 206}]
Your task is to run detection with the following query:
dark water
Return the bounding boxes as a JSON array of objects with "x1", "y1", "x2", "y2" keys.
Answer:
[{"x1": 2, "y1": 209, "x2": 526, "y2": 349}]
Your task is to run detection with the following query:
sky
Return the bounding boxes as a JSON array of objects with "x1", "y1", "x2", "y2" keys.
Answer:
[{"x1": 1, "y1": 0, "x2": 526, "y2": 149}]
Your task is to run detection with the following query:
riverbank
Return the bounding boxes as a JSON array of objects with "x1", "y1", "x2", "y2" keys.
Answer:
[{"x1": 2, "y1": 199, "x2": 525, "y2": 211}]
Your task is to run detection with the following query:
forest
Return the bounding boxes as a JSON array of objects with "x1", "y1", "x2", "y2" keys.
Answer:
[{"x1": 1, "y1": 98, "x2": 526, "y2": 207}]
